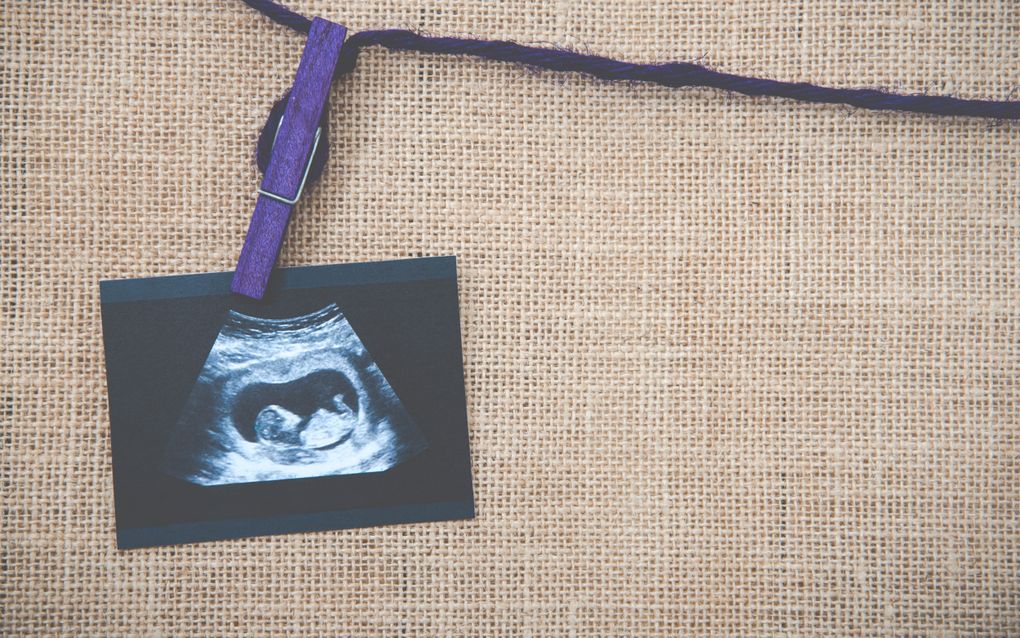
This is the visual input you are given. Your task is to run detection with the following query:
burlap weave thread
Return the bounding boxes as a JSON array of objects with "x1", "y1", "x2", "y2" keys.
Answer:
[{"x1": 2, "y1": 1, "x2": 1018, "y2": 635}]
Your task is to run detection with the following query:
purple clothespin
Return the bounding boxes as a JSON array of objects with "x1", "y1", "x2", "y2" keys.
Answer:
[{"x1": 231, "y1": 17, "x2": 347, "y2": 299}]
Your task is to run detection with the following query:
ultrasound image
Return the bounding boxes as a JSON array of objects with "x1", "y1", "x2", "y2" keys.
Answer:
[{"x1": 162, "y1": 304, "x2": 428, "y2": 486}]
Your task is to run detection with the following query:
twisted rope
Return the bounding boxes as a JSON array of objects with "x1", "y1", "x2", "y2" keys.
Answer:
[{"x1": 241, "y1": 0, "x2": 1019, "y2": 186}]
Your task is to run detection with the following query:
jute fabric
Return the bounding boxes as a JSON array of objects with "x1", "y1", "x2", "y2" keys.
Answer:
[{"x1": 2, "y1": 1, "x2": 1017, "y2": 635}]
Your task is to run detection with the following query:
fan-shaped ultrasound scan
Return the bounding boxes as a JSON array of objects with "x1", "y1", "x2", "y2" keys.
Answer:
[{"x1": 163, "y1": 303, "x2": 428, "y2": 486}]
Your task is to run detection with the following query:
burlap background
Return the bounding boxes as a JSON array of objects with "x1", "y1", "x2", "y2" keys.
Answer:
[{"x1": 3, "y1": 1, "x2": 1018, "y2": 635}]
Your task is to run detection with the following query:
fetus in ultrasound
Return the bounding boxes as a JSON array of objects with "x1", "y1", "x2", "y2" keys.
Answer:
[{"x1": 162, "y1": 303, "x2": 427, "y2": 486}]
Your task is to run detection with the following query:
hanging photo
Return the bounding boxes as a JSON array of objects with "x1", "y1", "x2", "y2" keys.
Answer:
[{"x1": 100, "y1": 256, "x2": 474, "y2": 548}]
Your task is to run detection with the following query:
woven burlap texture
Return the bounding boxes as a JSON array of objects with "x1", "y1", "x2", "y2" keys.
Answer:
[{"x1": 3, "y1": 1, "x2": 1018, "y2": 635}]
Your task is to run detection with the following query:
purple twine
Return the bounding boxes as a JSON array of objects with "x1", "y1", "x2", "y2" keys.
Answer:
[{"x1": 242, "y1": 0, "x2": 1019, "y2": 187}]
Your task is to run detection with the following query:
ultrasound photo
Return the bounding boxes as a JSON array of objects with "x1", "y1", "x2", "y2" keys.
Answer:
[
  {"x1": 100, "y1": 257, "x2": 474, "y2": 548},
  {"x1": 163, "y1": 304, "x2": 428, "y2": 486}
]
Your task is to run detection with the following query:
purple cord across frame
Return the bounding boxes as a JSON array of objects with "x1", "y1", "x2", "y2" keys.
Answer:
[
  {"x1": 241, "y1": 0, "x2": 1018, "y2": 191},
  {"x1": 242, "y1": 0, "x2": 1019, "y2": 121}
]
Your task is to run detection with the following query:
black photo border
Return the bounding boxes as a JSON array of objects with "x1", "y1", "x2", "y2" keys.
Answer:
[{"x1": 100, "y1": 256, "x2": 474, "y2": 548}]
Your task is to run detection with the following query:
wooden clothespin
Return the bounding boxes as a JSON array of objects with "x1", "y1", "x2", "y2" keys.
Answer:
[{"x1": 231, "y1": 17, "x2": 347, "y2": 299}]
